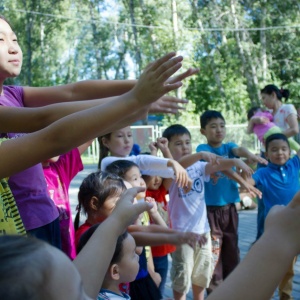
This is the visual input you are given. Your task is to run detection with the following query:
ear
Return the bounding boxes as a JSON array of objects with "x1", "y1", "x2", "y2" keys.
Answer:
[
  {"x1": 109, "y1": 264, "x2": 120, "y2": 281},
  {"x1": 101, "y1": 136, "x2": 110, "y2": 150},
  {"x1": 89, "y1": 196, "x2": 99, "y2": 211},
  {"x1": 200, "y1": 128, "x2": 206, "y2": 136}
]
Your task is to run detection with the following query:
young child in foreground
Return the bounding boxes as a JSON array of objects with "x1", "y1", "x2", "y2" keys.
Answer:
[
  {"x1": 2, "y1": 186, "x2": 300, "y2": 300},
  {"x1": 247, "y1": 106, "x2": 300, "y2": 151},
  {"x1": 242, "y1": 133, "x2": 300, "y2": 299},
  {"x1": 162, "y1": 124, "x2": 255, "y2": 300},
  {"x1": 77, "y1": 225, "x2": 138, "y2": 300}
]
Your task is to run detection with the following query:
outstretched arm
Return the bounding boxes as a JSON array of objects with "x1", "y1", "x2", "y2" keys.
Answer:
[
  {"x1": 0, "y1": 53, "x2": 183, "y2": 179},
  {"x1": 207, "y1": 191, "x2": 300, "y2": 300},
  {"x1": 232, "y1": 147, "x2": 268, "y2": 165}
]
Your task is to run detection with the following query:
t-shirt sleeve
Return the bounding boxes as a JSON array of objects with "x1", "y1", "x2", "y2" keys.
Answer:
[
  {"x1": 0, "y1": 86, "x2": 24, "y2": 107},
  {"x1": 252, "y1": 170, "x2": 262, "y2": 187},
  {"x1": 55, "y1": 148, "x2": 83, "y2": 188},
  {"x1": 102, "y1": 155, "x2": 175, "y2": 178},
  {"x1": 227, "y1": 142, "x2": 239, "y2": 158}
]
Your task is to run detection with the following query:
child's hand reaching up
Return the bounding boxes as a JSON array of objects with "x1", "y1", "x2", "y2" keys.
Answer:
[
  {"x1": 148, "y1": 142, "x2": 158, "y2": 156},
  {"x1": 146, "y1": 197, "x2": 168, "y2": 228}
]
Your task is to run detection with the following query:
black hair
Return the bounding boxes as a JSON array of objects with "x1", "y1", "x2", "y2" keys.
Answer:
[
  {"x1": 162, "y1": 124, "x2": 191, "y2": 142},
  {"x1": 200, "y1": 110, "x2": 225, "y2": 128},
  {"x1": 0, "y1": 236, "x2": 50, "y2": 300},
  {"x1": 105, "y1": 160, "x2": 139, "y2": 180},
  {"x1": 260, "y1": 84, "x2": 290, "y2": 102},
  {"x1": 77, "y1": 224, "x2": 128, "y2": 265},
  {"x1": 247, "y1": 107, "x2": 261, "y2": 121},
  {"x1": 97, "y1": 133, "x2": 112, "y2": 169},
  {"x1": 0, "y1": 15, "x2": 11, "y2": 27},
  {"x1": 74, "y1": 171, "x2": 126, "y2": 230},
  {"x1": 265, "y1": 133, "x2": 290, "y2": 152}
]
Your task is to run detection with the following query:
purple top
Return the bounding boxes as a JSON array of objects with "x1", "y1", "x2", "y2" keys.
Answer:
[
  {"x1": 0, "y1": 86, "x2": 59, "y2": 230},
  {"x1": 252, "y1": 111, "x2": 276, "y2": 142}
]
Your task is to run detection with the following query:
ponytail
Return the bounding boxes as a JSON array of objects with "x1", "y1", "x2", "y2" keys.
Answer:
[
  {"x1": 74, "y1": 204, "x2": 81, "y2": 231},
  {"x1": 261, "y1": 84, "x2": 290, "y2": 102},
  {"x1": 97, "y1": 134, "x2": 111, "y2": 169}
]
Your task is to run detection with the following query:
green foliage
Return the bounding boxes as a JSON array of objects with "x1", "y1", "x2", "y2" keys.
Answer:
[{"x1": 1, "y1": 0, "x2": 300, "y2": 127}]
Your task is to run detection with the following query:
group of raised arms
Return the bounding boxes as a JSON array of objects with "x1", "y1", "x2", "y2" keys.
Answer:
[{"x1": 0, "y1": 14, "x2": 300, "y2": 300}]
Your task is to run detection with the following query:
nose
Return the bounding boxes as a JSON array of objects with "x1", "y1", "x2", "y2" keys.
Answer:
[
  {"x1": 140, "y1": 178, "x2": 146, "y2": 187},
  {"x1": 8, "y1": 41, "x2": 19, "y2": 54}
]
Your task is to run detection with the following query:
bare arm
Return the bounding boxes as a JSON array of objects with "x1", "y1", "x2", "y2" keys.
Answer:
[
  {"x1": 0, "y1": 53, "x2": 183, "y2": 179},
  {"x1": 232, "y1": 147, "x2": 268, "y2": 165},
  {"x1": 282, "y1": 113, "x2": 299, "y2": 137},
  {"x1": 74, "y1": 187, "x2": 153, "y2": 299},
  {"x1": 78, "y1": 140, "x2": 94, "y2": 155}
]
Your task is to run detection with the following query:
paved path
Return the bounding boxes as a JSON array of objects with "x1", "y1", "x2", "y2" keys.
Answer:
[{"x1": 69, "y1": 164, "x2": 300, "y2": 300}]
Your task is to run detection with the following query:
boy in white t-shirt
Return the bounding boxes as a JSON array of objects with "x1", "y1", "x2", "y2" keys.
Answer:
[{"x1": 162, "y1": 124, "x2": 254, "y2": 300}]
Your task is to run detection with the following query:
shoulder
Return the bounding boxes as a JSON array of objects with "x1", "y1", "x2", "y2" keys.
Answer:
[
  {"x1": 196, "y1": 143, "x2": 209, "y2": 152},
  {"x1": 280, "y1": 104, "x2": 297, "y2": 114}
]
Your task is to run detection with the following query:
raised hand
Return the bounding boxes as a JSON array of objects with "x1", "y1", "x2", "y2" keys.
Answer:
[{"x1": 131, "y1": 52, "x2": 183, "y2": 106}]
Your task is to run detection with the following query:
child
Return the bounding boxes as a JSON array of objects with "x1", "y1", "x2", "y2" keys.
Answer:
[
  {"x1": 242, "y1": 133, "x2": 300, "y2": 300},
  {"x1": 99, "y1": 127, "x2": 190, "y2": 188},
  {"x1": 144, "y1": 137, "x2": 176, "y2": 296},
  {"x1": 42, "y1": 141, "x2": 92, "y2": 260},
  {"x1": 162, "y1": 124, "x2": 254, "y2": 300},
  {"x1": 77, "y1": 225, "x2": 138, "y2": 300},
  {"x1": 0, "y1": 15, "x2": 196, "y2": 245},
  {"x1": 4, "y1": 188, "x2": 300, "y2": 300},
  {"x1": 196, "y1": 110, "x2": 267, "y2": 293},
  {"x1": 247, "y1": 106, "x2": 300, "y2": 151}
]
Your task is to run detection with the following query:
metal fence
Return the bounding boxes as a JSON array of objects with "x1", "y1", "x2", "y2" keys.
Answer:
[{"x1": 84, "y1": 124, "x2": 260, "y2": 163}]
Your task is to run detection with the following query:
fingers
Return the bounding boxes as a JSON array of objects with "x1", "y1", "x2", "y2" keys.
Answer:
[{"x1": 148, "y1": 52, "x2": 177, "y2": 72}]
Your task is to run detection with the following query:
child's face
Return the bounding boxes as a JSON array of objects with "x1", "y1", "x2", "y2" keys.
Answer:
[
  {"x1": 117, "y1": 233, "x2": 140, "y2": 283},
  {"x1": 99, "y1": 193, "x2": 121, "y2": 219},
  {"x1": 266, "y1": 139, "x2": 291, "y2": 165},
  {"x1": 145, "y1": 176, "x2": 163, "y2": 191},
  {"x1": 168, "y1": 133, "x2": 192, "y2": 161},
  {"x1": 0, "y1": 19, "x2": 23, "y2": 79},
  {"x1": 200, "y1": 118, "x2": 226, "y2": 147},
  {"x1": 124, "y1": 166, "x2": 146, "y2": 199},
  {"x1": 102, "y1": 126, "x2": 133, "y2": 157}
]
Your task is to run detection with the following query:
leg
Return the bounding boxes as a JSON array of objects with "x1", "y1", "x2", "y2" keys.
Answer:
[
  {"x1": 222, "y1": 204, "x2": 240, "y2": 278},
  {"x1": 171, "y1": 244, "x2": 193, "y2": 300},
  {"x1": 153, "y1": 255, "x2": 169, "y2": 296},
  {"x1": 206, "y1": 207, "x2": 224, "y2": 294},
  {"x1": 191, "y1": 233, "x2": 213, "y2": 300},
  {"x1": 192, "y1": 284, "x2": 205, "y2": 300}
]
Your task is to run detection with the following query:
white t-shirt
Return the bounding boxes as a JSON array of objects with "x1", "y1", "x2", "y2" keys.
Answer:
[
  {"x1": 168, "y1": 161, "x2": 210, "y2": 234},
  {"x1": 101, "y1": 155, "x2": 175, "y2": 178},
  {"x1": 273, "y1": 104, "x2": 297, "y2": 130}
]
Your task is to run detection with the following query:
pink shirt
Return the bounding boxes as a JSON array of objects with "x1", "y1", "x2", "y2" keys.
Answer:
[
  {"x1": 43, "y1": 148, "x2": 83, "y2": 259},
  {"x1": 252, "y1": 111, "x2": 275, "y2": 142}
]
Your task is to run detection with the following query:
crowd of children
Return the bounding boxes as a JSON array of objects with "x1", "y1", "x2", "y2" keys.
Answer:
[{"x1": 1, "y1": 13, "x2": 300, "y2": 300}]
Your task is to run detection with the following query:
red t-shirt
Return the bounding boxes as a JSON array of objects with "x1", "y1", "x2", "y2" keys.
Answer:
[
  {"x1": 75, "y1": 221, "x2": 92, "y2": 248},
  {"x1": 146, "y1": 185, "x2": 176, "y2": 257}
]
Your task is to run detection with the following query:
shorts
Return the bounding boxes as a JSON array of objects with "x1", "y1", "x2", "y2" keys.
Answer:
[{"x1": 171, "y1": 232, "x2": 213, "y2": 294}]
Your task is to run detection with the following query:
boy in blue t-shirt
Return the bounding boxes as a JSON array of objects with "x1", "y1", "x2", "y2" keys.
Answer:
[
  {"x1": 243, "y1": 133, "x2": 300, "y2": 300},
  {"x1": 196, "y1": 110, "x2": 267, "y2": 293}
]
